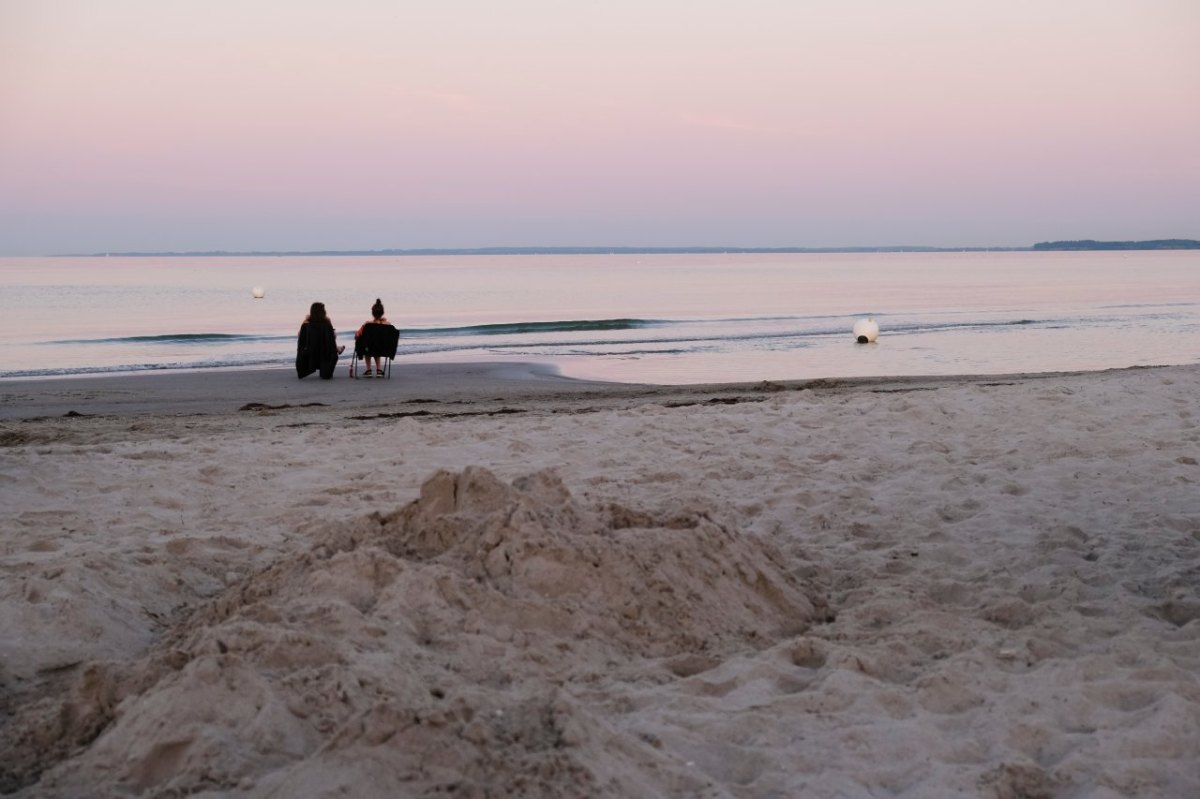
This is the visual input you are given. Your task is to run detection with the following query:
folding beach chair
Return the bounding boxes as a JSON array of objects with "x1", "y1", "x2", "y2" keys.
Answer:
[{"x1": 350, "y1": 323, "x2": 400, "y2": 378}]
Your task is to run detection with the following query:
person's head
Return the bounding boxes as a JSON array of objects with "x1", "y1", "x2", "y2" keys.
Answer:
[
  {"x1": 371, "y1": 298, "x2": 385, "y2": 321},
  {"x1": 309, "y1": 302, "x2": 328, "y2": 325}
]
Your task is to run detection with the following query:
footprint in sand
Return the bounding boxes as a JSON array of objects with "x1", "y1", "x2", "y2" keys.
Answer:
[
  {"x1": 936, "y1": 500, "x2": 981, "y2": 523},
  {"x1": 785, "y1": 639, "x2": 827, "y2": 670},
  {"x1": 664, "y1": 653, "x2": 721, "y2": 678},
  {"x1": 981, "y1": 597, "x2": 1037, "y2": 629},
  {"x1": 27, "y1": 539, "x2": 61, "y2": 553},
  {"x1": 1146, "y1": 600, "x2": 1200, "y2": 628}
]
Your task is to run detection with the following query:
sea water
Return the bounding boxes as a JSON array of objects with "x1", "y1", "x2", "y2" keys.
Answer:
[{"x1": 0, "y1": 251, "x2": 1197, "y2": 384}]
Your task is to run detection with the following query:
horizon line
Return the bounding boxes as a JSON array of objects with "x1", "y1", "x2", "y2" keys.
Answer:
[
  {"x1": 66, "y1": 245, "x2": 1023, "y2": 257},
  {"x1": 43, "y1": 237, "x2": 1200, "y2": 258}
]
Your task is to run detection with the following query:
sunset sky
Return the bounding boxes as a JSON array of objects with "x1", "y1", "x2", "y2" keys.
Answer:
[{"x1": 1, "y1": 0, "x2": 1197, "y2": 254}]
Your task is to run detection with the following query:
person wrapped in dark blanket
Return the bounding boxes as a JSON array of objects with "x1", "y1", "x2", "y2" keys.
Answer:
[{"x1": 296, "y1": 301, "x2": 344, "y2": 379}]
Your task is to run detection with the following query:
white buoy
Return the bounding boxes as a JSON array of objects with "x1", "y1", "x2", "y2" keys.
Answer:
[
  {"x1": 853, "y1": 317, "x2": 879, "y2": 343},
  {"x1": 252, "y1": 286, "x2": 265, "y2": 299}
]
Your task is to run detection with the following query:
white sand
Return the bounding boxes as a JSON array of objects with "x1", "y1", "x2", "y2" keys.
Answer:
[{"x1": 2, "y1": 364, "x2": 1198, "y2": 797}]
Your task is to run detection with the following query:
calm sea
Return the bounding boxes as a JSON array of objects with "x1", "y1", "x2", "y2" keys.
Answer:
[{"x1": 1, "y1": 252, "x2": 1197, "y2": 385}]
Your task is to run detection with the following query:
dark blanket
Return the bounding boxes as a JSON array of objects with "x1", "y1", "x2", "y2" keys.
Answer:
[{"x1": 296, "y1": 321, "x2": 339, "y2": 379}]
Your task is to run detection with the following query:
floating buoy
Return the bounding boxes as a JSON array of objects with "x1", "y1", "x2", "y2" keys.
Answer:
[
  {"x1": 853, "y1": 317, "x2": 879, "y2": 344},
  {"x1": 252, "y1": 286, "x2": 265, "y2": 299}
]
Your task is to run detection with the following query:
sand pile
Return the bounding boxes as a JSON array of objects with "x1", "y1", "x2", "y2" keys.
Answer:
[{"x1": 8, "y1": 467, "x2": 817, "y2": 797}]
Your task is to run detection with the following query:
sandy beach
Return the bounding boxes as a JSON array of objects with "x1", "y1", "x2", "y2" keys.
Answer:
[{"x1": 2, "y1": 362, "x2": 1198, "y2": 797}]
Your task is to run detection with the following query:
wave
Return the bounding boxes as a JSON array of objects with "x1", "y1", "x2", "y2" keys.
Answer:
[
  {"x1": 44, "y1": 320, "x2": 663, "y2": 346},
  {"x1": 880, "y1": 318, "x2": 1041, "y2": 333},
  {"x1": 47, "y1": 332, "x2": 292, "y2": 345},
  {"x1": 42, "y1": 316, "x2": 1064, "y2": 349},
  {"x1": 405, "y1": 318, "x2": 666, "y2": 338},
  {"x1": 1098, "y1": 301, "x2": 1200, "y2": 310},
  {"x1": 417, "y1": 315, "x2": 1055, "y2": 341},
  {"x1": 0, "y1": 356, "x2": 286, "y2": 379},
  {"x1": 392, "y1": 317, "x2": 1060, "y2": 357}
]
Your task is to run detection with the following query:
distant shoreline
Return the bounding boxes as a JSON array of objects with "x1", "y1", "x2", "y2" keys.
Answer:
[
  {"x1": 1031, "y1": 239, "x2": 1200, "y2": 251},
  {"x1": 49, "y1": 239, "x2": 1199, "y2": 257}
]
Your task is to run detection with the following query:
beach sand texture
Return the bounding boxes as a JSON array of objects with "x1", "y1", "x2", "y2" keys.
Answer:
[{"x1": 2, "y1": 365, "x2": 1199, "y2": 797}]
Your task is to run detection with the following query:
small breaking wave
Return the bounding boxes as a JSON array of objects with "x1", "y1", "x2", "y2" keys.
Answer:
[
  {"x1": 47, "y1": 332, "x2": 292, "y2": 346},
  {"x1": 406, "y1": 318, "x2": 666, "y2": 338},
  {"x1": 1, "y1": 357, "x2": 284, "y2": 379}
]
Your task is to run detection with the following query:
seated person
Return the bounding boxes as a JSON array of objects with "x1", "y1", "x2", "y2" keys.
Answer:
[
  {"x1": 296, "y1": 301, "x2": 345, "y2": 380},
  {"x1": 354, "y1": 298, "x2": 390, "y2": 377}
]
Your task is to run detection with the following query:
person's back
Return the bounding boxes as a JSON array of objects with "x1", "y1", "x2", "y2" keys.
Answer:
[
  {"x1": 354, "y1": 298, "x2": 392, "y2": 377},
  {"x1": 296, "y1": 301, "x2": 344, "y2": 379}
]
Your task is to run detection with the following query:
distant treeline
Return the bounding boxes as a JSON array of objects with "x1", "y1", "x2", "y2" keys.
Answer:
[{"x1": 1033, "y1": 239, "x2": 1200, "y2": 251}]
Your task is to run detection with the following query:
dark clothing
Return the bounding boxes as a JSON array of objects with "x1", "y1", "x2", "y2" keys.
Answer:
[
  {"x1": 354, "y1": 321, "x2": 400, "y2": 359},
  {"x1": 296, "y1": 321, "x2": 339, "y2": 379}
]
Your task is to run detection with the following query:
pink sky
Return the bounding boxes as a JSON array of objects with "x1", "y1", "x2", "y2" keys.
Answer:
[{"x1": 1, "y1": 0, "x2": 1197, "y2": 254}]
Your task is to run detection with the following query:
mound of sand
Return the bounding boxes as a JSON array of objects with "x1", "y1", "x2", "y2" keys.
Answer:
[{"x1": 8, "y1": 467, "x2": 816, "y2": 797}]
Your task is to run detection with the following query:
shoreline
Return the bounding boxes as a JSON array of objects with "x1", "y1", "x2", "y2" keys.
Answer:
[
  {"x1": 0, "y1": 361, "x2": 616, "y2": 421},
  {"x1": 2, "y1": 360, "x2": 1194, "y2": 422}
]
